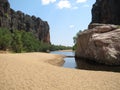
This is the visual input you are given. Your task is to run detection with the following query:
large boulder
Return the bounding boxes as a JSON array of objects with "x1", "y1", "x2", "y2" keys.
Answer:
[{"x1": 75, "y1": 24, "x2": 120, "y2": 65}]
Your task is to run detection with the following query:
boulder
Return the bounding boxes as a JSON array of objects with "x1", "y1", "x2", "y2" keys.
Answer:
[{"x1": 75, "y1": 24, "x2": 120, "y2": 65}]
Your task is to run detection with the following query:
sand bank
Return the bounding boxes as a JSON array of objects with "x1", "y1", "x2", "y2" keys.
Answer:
[{"x1": 0, "y1": 52, "x2": 120, "y2": 90}]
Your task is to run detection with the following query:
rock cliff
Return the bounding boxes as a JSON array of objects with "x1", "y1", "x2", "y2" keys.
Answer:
[
  {"x1": 75, "y1": 24, "x2": 120, "y2": 65},
  {"x1": 0, "y1": 0, "x2": 50, "y2": 43},
  {"x1": 91, "y1": 0, "x2": 120, "y2": 25},
  {"x1": 75, "y1": 0, "x2": 120, "y2": 65}
]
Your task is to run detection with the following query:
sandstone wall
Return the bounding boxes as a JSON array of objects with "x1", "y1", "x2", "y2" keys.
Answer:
[
  {"x1": 0, "y1": 0, "x2": 50, "y2": 43},
  {"x1": 91, "y1": 0, "x2": 120, "y2": 25}
]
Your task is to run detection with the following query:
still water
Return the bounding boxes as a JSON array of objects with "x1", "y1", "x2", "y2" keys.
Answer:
[
  {"x1": 50, "y1": 51, "x2": 76, "y2": 68},
  {"x1": 50, "y1": 51, "x2": 120, "y2": 72}
]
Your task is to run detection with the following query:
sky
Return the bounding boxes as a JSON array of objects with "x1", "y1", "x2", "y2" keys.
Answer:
[{"x1": 9, "y1": 0, "x2": 95, "y2": 46}]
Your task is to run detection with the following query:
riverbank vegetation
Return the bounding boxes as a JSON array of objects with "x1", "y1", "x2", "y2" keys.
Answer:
[
  {"x1": 0, "y1": 28, "x2": 72, "y2": 53},
  {"x1": 73, "y1": 30, "x2": 82, "y2": 50}
]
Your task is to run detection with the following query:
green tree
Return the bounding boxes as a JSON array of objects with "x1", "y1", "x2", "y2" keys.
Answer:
[
  {"x1": 0, "y1": 28, "x2": 73, "y2": 52},
  {"x1": 11, "y1": 30, "x2": 23, "y2": 53},
  {"x1": 21, "y1": 31, "x2": 40, "y2": 52},
  {"x1": 0, "y1": 28, "x2": 12, "y2": 50},
  {"x1": 73, "y1": 30, "x2": 82, "y2": 50}
]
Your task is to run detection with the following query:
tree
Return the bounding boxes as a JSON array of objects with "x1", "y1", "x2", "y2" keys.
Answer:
[
  {"x1": 73, "y1": 30, "x2": 82, "y2": 50},
  {"x1": 21, "y1": 31, "x2": 40, "y2": 52},
  {"x1": 11, "y1": 30, "x2": 23, "y2": 53},
  {"x1": 0, "y1": 28, "x2": 12, "y2": 50}
]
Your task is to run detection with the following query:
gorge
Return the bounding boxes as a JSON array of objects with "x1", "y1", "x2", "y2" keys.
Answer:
[{"x1": 1, "y1": 0, "x2": 120, "y2": 66}]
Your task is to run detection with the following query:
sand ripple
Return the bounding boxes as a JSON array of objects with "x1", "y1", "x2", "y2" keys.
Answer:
[{"x1": 0, "y1": 53, "x2": 120, "y2": 90}]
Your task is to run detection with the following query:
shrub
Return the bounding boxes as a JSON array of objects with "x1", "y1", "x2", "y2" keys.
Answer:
[
  {"x1": 0, "y1": 28, "x2": 12, "y2": 50},
  {"x1": 73, "y1": 30, "x2": 82, "y2": 50},
  {"x1": 0, "y1": 28, "x2": 73, "y2": 52},
  {"x1": 21, "y1": 31, "x2": 40, "y2": 52}
]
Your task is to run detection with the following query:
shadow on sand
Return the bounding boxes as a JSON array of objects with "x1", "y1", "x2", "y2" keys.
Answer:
[{"x1": 75, "y1": 58, "x2": 120, "y2": 73}]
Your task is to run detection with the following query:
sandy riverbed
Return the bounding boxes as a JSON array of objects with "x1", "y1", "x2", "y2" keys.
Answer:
[{"x1": 0, "y1": 52, "x2": 120, "y2": 90}]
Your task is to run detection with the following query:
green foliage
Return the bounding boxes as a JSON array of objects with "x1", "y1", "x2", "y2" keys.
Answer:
[
  {"x1": 0, "y1": 28, "x2": 12, "y2": 50},
  {"x1": 0, "y1": 28, "x2": 72, "y2": 53},
  {"x1": 39, "y1": 42, "x2": 51, "y2": 52},
  {"x1": 72, "y1": 44, "x2": 76, "y2": 51},
  {"x1": 73, "y1": 30, "x2": 82, "y2": 50},
  {"x1": 21, "y1": 31, "x2": 40, "y2": 52},
  {"x1": 50, "y1": 44, "x2": 72, "y2": 51},
  {"x1": 11, "y1": 30, "x2": 23, "y2": 52}
]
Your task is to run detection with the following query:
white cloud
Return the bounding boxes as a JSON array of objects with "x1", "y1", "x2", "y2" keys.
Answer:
[
  {"x1": 76, "y1": 0, "x2": 87, "y2": 3},
  {"x1": 57, "y1": 0, "x2": 71, "y2": 9},
  {"x1": 41, "y1": 0, "x2": 56, "y2": 5},
  {"x1": 69, "y1": 25, "x2": 75, "y2": 28}
]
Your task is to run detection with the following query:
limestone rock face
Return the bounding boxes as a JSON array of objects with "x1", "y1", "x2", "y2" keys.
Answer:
[
  {"x1": 91, "y1": 0, "x2": 120, "y2": 25},
  {"x1": 75, "y1": 24, "x2": 120, "y2": 65},
  {"x1": 0, "y1": 0, "x2": 50, "y2": 43}
]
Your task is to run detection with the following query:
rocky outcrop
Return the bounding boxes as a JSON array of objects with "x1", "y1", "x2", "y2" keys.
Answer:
[
  {"x1": 75, "y1": 0, "x2": 120, "y2": 65},
  {"x1": 75, "y1": 24, "x2": 120, "y2": 65},
  {"x1": 91, "y1": 0, "x2": 120, "y2": 25},
  {"x1": 0, "y1": 0, "x2": 50, "y2": 43}
]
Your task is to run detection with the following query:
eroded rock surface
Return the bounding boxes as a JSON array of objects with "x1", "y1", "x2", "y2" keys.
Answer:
[
  {"x1": 75, "y1": 24, "x2": 120, "y2": 65},
  {"x1": 91, "y1": 0, "x2": 120, "y2": 25}
]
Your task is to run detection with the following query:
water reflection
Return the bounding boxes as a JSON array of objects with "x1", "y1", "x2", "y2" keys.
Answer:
[
  {"x1": 75, "y1": 58, "x2": 120, "y2": 72},
  {"x1": 63, "y1": 57, "x2": 76, "y2": 68},
  {"x1": 51, "y1": 51, "x2": 120, "y2": 72},
  {"x1": 51, "y1": 51, "x2": 76, "y2": 68}
]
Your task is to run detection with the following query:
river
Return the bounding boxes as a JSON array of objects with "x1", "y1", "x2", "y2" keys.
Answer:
[
  {"x1": 50, "y1": 51, "x2": 76, "y2": 68},
  {"x1": 50, "y1": 51, "x2": 120, "y2": 72}
]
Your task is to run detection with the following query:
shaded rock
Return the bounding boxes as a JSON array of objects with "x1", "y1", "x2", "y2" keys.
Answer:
[
  {"x1": 91, "y1": 0, "x2": 120, "y2": 25},
  {"x1": 0, "y1": 0, "x2": 50, "y2": 43},
  {"x1": 75, "y1": 58, "x2": 120, "y2": 72},
  {"x1": 75, "y1": 24, "x2": 120, "y2": 65}
]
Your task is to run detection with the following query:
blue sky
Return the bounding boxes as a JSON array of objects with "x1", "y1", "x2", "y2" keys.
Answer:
[{"x1": 9, "y1": 0, "x2": 95, "y2": 46}]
